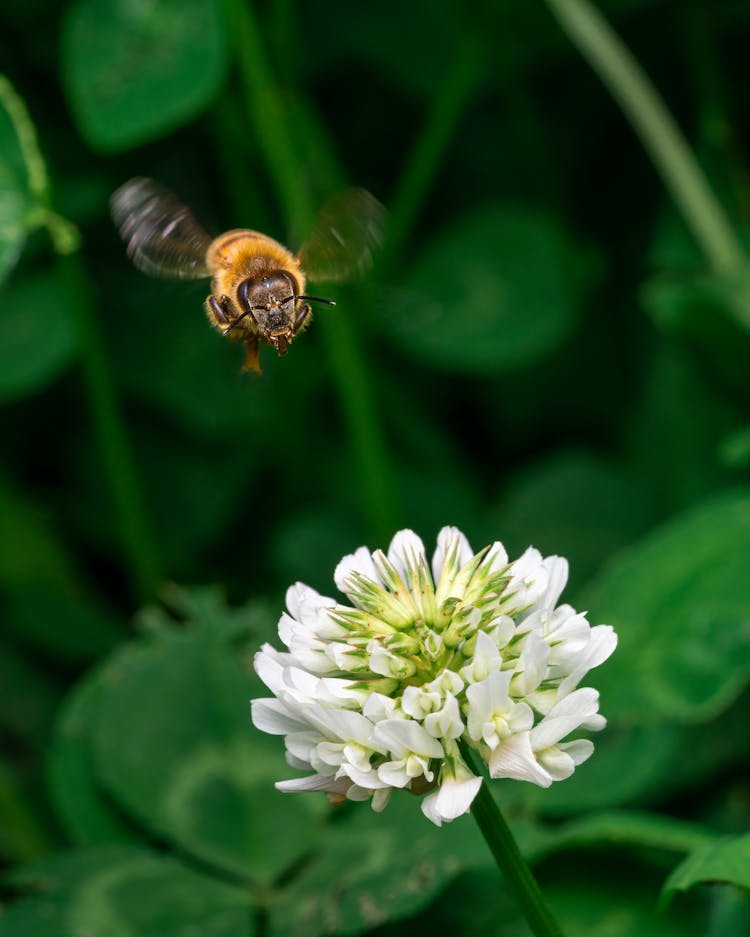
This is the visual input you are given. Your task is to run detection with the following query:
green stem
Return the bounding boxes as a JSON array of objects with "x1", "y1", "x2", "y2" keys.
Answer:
[
  {"x1": 470, "y1": 781, "x2": 564, "y2": 936},
  {"x1": 223, "y1": 0, "x2": 398, "y2": 542},
  {"x1": 544, "y1": 0, "x2": 745, "y2": 274},
  {"x1": 58, "y1": 253, "x2": 161, "y2": 603},
  {"x1": 379, "y1": 33, "x2": 484, "y2": 272},
  {"x1": 223, "y1": 0, "x2": 312, "y2": 229}
]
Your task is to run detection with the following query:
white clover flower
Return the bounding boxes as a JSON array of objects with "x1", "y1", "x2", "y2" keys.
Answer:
[{"x1": 251, "y1": 527, "x2": 617, "y2": 826}]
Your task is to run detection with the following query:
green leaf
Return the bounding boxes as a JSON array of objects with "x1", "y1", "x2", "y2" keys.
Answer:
[
  {"x1": 88, "y1": 602, "x2": 323, "y2": 883},
  {"x1": 383, "y1": 205, "x2": 594, "y2": 374},
  {"x1": 585, "y1": 489, "x2": 750, "y2": 722},
  {"x1": 663, "y1": 833, "x2": 750, "y2": 902},
  {"x1": 377, "y1": 863, "x2": 703, "y2": 937},
  {"x1": 0, "y1": 270, "x2": 76, "y2": 400},
  {"x1": 48, "y1": 671, "x2": 138, "y2": 847},
  {"x1": 269, "y1": 793, "x2": 486, "y2": 937},
  {"x1": 3, "y1": 845, "x2": 253, "y2": 937},
  {"x1": 527, "y1": 809, "x2": 713, "y2": 863},
  {"x1": 61, "y1": 0, "x2": 227, "y2": 152},
  {"x1": 705, "y1": 888, "x2": 750, "y2": 937},
  {"x1": 545, "y1": 876, "x2": 704, "y2": 937}
]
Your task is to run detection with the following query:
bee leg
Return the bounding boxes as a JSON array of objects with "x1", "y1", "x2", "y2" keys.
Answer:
[
  {"x1": 292, "y1": 303, "x2": 311, "y2": 335},
  {"x1": 207, "y1": 294, "x2": 237, "y2": 331},
  {"x1": 241, "y1": 337, "x2": 262, "y2": 375}
]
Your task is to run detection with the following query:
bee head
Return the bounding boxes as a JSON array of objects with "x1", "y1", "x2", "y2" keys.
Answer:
[{"x1": 235, "y1": 272, "x2": 299, "y2": 354}]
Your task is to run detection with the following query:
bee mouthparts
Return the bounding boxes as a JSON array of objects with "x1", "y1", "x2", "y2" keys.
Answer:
[{"x1": 270, "y1": 334, "x2": 289, "y2": 356}]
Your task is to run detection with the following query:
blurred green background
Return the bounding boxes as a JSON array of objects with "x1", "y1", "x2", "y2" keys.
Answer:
[{"x1": 2, "y1": 0, "x2": 750, "y2": 934}]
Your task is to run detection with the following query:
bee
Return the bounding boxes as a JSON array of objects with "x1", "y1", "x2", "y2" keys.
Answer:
[{"x1": 110, "y1": 178, "x2": 385, "y2": 373}]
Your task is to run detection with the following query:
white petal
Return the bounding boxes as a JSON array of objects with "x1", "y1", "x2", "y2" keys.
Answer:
[
  {"x1": 327, "y1": 641, "x2": 368, "y2": 672},
  {"x1": 377, "y1": 759, "x2": 410, "y2": 788},
  {"x1": 318, "y1": 677, "x2": 368, "y2": 708},
  {"x1": 506, "y1": 547, "x2": 548, "y2": 612},
  {"x1": 277, "y1": 612, "x2": 297, "y2": 649},
  {"x1": 423, "y1": 693, "x2": 465, "y2": 740},
  {"x1": 368, "y1": 644, "x2": 415, "y2": 679},
  {"x1": 530, "y1": 687, "x2": 600, "y2": 750},
  {"x1": 334, "y1": 545, "x2": 379, "y2": 592},
  {"x1": 387, "y1": 529, "x2": 427, "y2": 582},
  {"x1": 559, "y1": 738, "x2": 594, "y2": 766},
  {"x1": 462, "y1": 630, "x2": 503, "y2": 683},
  {"x1": 558, "y1": 625, "x2": 617, "y2": 696},
  {"x1": 540, "y1": 556, "x2": 569, "y2": 609},
  {"x1": 285, "y1": 582, "x2": 310, "y2": 620},
  {"x1": 586, "y1": 625, "x2": 618, "y2": 667},
  {"x1": 426, "y1": 669, "x2": 464, "y2": 696},
  {"x1": 285, "y1": 730, "x2": 322, "y2": 763},
  {"x1": 421, "y1": 773, "x2": 483, "y2": 826},
  {"x1": 282, "y1": 664, "x2": 322, "y2": 700},
  {"x1": 484, "y1": 541, "x2": 509, "y2": 574},
  {"x1": 346, "y1": 784, "x2": 375, "y2": 802},
  {"x1": 337, "y1": 762, "x2": 391, "y2": 789},
  {"x1": 432, "y1": 526, "x2": 473, "y2": 583},
  {"x1": 254, "y1": 646, "x2": 285, "y2": 691},
  {"x1": 581, "y1": 713, "x2": 606, "y2": 732},
  {"x1": 489, "y1": 732, "x2": 552, "y2": 787},
  {"x1": 466, "y1": 670, "x2": 512, "y2": 728},
  {"x1": 295, "y1": 588, "x2": 338, "y2": 629},
  {"x1": 276, "y1": 773, "x2": 342, "y2": 793},
  {"x1": 250, "y1": 698, "x2": 307, "y2": 735},
  {"x1": 372, "y1": 788, "x2": 392, "y2": 812},
  {"x1": 486, "y1": 615, "x2": 515, "y2": 649},
  {"x1": 286, "y1": 632, "x2": 333, "y2": 675},
  {"x1": 362, "y1": 692, "x2": 400, "y2": 722},
  {"x1": 285, "y1": 752, "x2": 311, "y2": 770},
  {"x1": 401, "y1": 685, "x2": 426, "y2": 719},
  {"x1": 546, "y1": 611, "x2": 591, "y2": 662},
  {"x1": 373, "y1": 718, "x2": 445, "y2": 759},
  {"x1": 307, "y1": 706, "x2": 381, "y2": 750},
  {"x1": 420, "y1": 790, "x2": 444, "y2": 826},
  {"x1": 511, "y1": 632, "x2": 550, "y2": 695},
  {"x1": 536, "y1": 745, "x2": 576, "y2": 781}
]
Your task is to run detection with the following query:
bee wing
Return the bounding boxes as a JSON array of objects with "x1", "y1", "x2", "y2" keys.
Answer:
[
  {"x1": 110, "y1": 177, "x2": 213, "y2": 280},
  {"x1": 296, "y1": 188, "x2": 386, "y2": 284}
]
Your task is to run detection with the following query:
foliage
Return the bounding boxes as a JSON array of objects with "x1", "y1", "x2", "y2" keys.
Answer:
[{"x1": 1, "y1": 0, "x2": 750, "y2": 933}]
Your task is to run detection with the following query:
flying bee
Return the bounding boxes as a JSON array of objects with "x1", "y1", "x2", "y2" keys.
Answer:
[{"x1": 110, "y1": 178, "x2": 385, "y2": 373}]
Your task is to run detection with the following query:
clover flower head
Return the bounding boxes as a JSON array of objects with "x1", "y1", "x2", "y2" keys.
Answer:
[{"x1": 251, "y1": 527, "x2": 617, "y2": 826}]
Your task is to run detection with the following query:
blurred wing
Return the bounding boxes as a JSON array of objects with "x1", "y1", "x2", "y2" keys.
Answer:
[
  {"x1": 297, "y1": 188, "x2": 386, "y2": 284},
  {"x1": 110, "y1": 177, "x2": 213, "y2": 280}
]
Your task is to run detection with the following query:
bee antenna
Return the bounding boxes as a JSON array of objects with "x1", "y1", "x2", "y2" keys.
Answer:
[
  {"x1": 223, "y1": 309, "x2": 255, "y2": 335},
  {"x1": 298, "y1": 295, "x2": 336, "y2": 307}
]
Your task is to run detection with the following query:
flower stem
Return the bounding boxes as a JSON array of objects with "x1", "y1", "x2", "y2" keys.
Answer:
[
  {"x1": 470, "y1": 779, "x2": 565, "y2": 937},
  {"x1": 222, "y1": 0, "x2": 399, "y2": 543},
  {"x1": 461, "y1": 741, "x2": 563, "y2": 936},
  {"x1": 544, "y1": 0, "x2": 745, "y2": 274}
]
